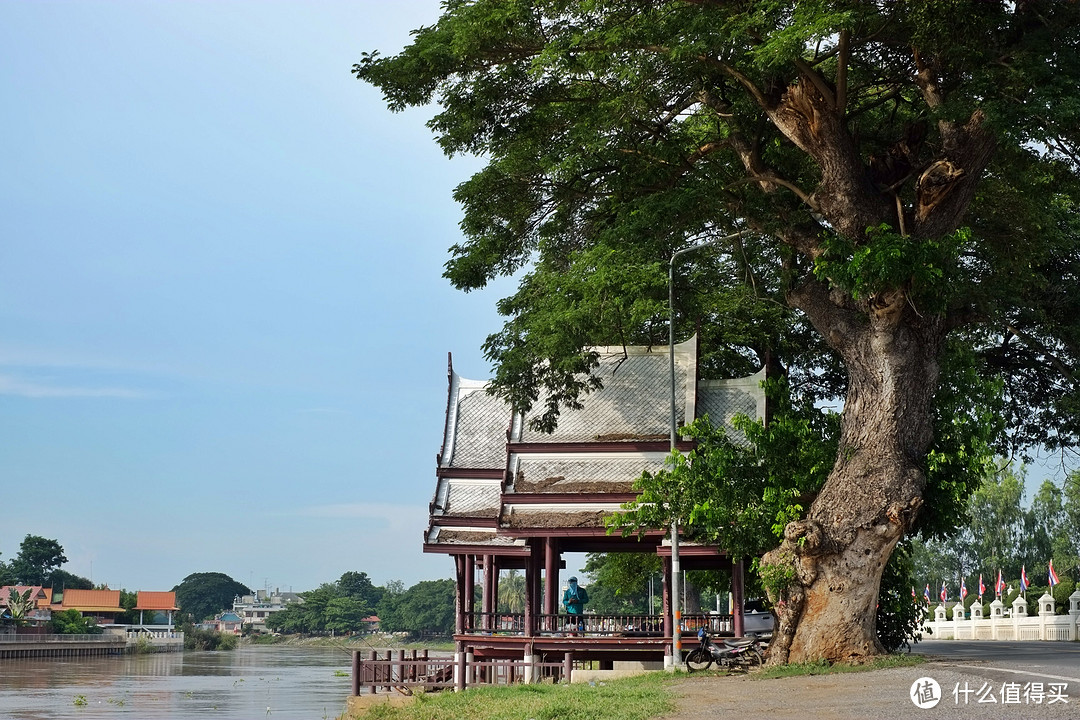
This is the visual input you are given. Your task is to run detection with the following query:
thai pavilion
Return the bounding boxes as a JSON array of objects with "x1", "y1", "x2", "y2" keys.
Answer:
[{"x1": 425, "y1": 336, "x2": 766, "y2": 673}]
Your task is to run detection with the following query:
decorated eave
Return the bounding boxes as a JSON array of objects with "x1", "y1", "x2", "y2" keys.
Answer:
[
  {"x1": 425, "y1": 337, "x2": 766, "y2": 551},
  {"x1": 425, "y1": 352, "x2": 524, "y2": 556}
]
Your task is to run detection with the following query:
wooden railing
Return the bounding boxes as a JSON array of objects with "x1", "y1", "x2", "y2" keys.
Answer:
[
  {"x1": 463, "y1": 611, "x2": 733, "y2": 637},
  {"x1": 351, "y1": 649, "x2": 568, "y2": 694}
]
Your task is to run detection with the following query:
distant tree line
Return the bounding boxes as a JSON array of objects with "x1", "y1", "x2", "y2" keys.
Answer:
[
  {"x1": 912, "y1": 461, "x2": 1080, "y2": 605},
  {"x1": 264, "y1": 573, "x2": 456, "y2": 637}
]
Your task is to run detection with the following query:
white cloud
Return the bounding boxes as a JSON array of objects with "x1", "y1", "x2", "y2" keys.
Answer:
[
  {"x1": 292, "y1": 503, "x2": 428, "y2": 530},
  {"x1": 0, "y1": 373, "x2": 152, "y2": 399}
]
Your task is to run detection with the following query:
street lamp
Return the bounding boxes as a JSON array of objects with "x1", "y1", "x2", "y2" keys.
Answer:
[{"x1": 668, "y1": 230, "x2": 748, "y2": 667}]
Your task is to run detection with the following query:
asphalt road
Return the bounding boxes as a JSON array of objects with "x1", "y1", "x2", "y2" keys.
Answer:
[{"x1": 916, "y1": 639, "x2": 1080, "y2": 679}]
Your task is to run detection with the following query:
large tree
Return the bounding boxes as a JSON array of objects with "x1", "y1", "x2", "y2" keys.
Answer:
[
  {"x1": 10, "y1": 535, "x2": 67, "y2": 586},
  {"x1": 357, "y1": 1, "x2": 1080, "y2": 662},
  {"x1": 172, "y1": 572, "x2": 250, "y2": 623}
]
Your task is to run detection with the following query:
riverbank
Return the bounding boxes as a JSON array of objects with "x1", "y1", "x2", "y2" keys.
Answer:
[{"x1": 246, "y1": 633, "x2": 456, "y2": 653}]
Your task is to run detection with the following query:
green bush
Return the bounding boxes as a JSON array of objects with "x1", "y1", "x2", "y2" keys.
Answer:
[
  {"x1": 48, "y1": 609, "x2": 102, "y2": 635},
  {"x1": 182, "y1": 624, "x2": 238, "y2": 651}
]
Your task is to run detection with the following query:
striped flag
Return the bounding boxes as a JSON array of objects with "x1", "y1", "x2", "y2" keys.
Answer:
[
  {"x1": 1050, "y1": 559, "x2": 1060, "y2": 589},
  {"x1": 996, "y1": 569, "x2": 1005, "y2": 597},
  {"x1": 979, "y1": 574, "x2": 986, "y2": 599},
  {"x1": 960, "y1": 577, "x2": 968, "y2": 600},
  {"x1": 940, "y1": 580, "x2": 948, "y2": 602},
  {"x1": 1021, "y1": 565, "x2": 1029, "y2": 592},
  {"x1": 924, "y1": 584, "x2": 931, "y2": 605}
]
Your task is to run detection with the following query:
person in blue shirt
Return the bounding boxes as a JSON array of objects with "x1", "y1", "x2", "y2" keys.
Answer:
[{"x1": 562, "y1": 577, "x2": 589, "y2": 632}]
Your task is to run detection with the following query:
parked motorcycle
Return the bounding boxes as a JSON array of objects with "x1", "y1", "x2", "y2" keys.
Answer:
[{"x1": 685, "y1": 628, "x2": 765, "y2": 672}]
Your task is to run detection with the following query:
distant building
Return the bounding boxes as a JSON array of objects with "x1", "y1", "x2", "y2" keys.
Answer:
[
  {"x1": 134, "y1": 591, "x2": 179, "y2": 629},
  {"x1": 55, "y1": 588, "x2": 124, "y2": 625},
  {"x1": 198, "y1": 611, "x2": 243, "y2": 635},
  {"x1": 233, "y1": 589, "x2": 302, "y2": 632}
]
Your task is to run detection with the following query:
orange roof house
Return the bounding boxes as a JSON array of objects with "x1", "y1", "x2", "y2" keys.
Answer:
[
  {"x1": 134, "y1": 591, "x2": 179, "y2": 629},
  {"x1": 134, "y1": 591, "x2": 178, "y2": 612},
  {"x1": 59, "y1": 589, "x2": 123, "y2": 621}
]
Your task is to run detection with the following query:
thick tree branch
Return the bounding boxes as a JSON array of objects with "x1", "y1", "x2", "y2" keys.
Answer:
[{"x1": 836, "y1": 30, "x2": 850, "y2": 115}]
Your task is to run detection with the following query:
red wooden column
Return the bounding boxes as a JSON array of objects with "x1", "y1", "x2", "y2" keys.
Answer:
[
  {"x1": 490, "y1": 556, "x2": 500, "y2": 626},
  {"x1": 454, "y1": 554, "x2": 467, "y2": 635},
  {"x1": 732, "y1": 558, "x2": 745, "y2": 637},
  {"x1": 482, "y1": 554, "x2": 494, "y2": 631},
  {"x1": 543, "y1": 537, "x2": 559, "y2": 630},
  {"x1": 524, "y1": 542, "x2": 543, "y2": 637},
  {"x1": 464, "y1": 554, "x2": 476, "y2": 632}
]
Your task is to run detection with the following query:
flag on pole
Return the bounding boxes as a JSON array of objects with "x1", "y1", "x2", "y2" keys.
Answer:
[
  {"x1": 979, "y1": 574, "x2": 986, "y2": 599},
  {"x1": 924, "y1": 584, "x2": 931, "y2": 605},
  {"x1": 1050, "y1": 559, "x2": 1060, "y2": 589},
  {"x1": 911, "y1": 586, "x2": 917, "y2": 602},
  {"x1": 940, "y1": 580, "x2": 948, "y2": 602},
  {"x1": 960, "y1": 577, "x2": 968, "y2": 600},
  {"x1": 996, "y1": 569, "x2": 1005, "y2": 598},
  {"x1": 1021, "y1": 565, "x2": 1029, "y2": 593}
]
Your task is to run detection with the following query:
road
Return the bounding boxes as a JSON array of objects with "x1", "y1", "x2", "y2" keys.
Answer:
[
  {"x1": 916, "y1": 639, "x2": 1080, "y2": 679},
  {"x1": 667, "y1": 641, "x2": 1080, "y2": 719}
]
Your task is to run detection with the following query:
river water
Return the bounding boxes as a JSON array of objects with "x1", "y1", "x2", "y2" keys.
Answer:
[{"x1": 0, "y1": 645, "x2": 357, "y2": 720}]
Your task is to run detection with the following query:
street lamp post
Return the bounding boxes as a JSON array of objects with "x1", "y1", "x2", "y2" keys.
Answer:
[{"x1": 668, "y1": 231, "x2": 747, "y2": 667}]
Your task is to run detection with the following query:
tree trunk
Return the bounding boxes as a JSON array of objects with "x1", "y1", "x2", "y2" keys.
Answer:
[{"x1": 764, "y1": 281, "x2": 946, "y2": 663}]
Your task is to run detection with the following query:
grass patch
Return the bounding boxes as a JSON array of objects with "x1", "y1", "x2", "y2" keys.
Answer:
[
  {"x1": 753, "y1": 653, "x2": 925, "y2": 680},
  {"x1": 349, "y1": 673, "x2": 674, "y2": 720}
]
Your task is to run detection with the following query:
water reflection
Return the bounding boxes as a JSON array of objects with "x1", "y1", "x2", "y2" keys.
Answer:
[{"x1": 0, "y1": 646, "x2": 354, "y2": 719}]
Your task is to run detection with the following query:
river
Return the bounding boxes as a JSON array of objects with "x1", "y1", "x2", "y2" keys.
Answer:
[{"x1": 0, "y1": 645, "x2": 358, "y2": 720}]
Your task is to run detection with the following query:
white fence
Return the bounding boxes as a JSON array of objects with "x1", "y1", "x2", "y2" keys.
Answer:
[{"x1": 924, "y1": 590, "x2": 1080, "y2": 641}]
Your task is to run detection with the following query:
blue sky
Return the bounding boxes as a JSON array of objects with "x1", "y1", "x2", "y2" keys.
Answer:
[{"x1": 0, "y1": 1, "x2": 508, "y2": 593}]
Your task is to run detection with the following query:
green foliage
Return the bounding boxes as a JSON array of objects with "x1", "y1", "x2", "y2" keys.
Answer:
[
  {"x1": 612, "y1": 380, "x2": 837, "y2": 560},
  {"x1": 181, "y1": 622, "x2": 238, "y2": 651},
  {"x1": 49, "y1": 569, "x2": 93, "y2": 591},
  {"x1": 815, "y1": 225, "x2": 968, "y2": 311},
  {"x1": 172, "y1": 572, "x2": 250, "y2": 623},
  {"x1": 357, "y1": 0, "x2": 1080, "y2": 457},
  {"x1": 912, "y1": 461, "x2": 1080, "y2": 599},
  {"x1": 265, "y1": 575, "x2": 380, "y2": 635},
  {"x1": 10, "y1": 535, "x2": 67, "y2": 586},
  {"x1": 916, "y1": 342, "x2": 1004, "y2": 541},
  {"x1": 876, "y1": 542, "x2": 922, "y2": 652},
  {"x1": 581, "y1": 553, "x2": 662, "y2": 614},
  {"x1": 497, "y1": 570, "x2": 525, "y2": 614},
  {"x1": 376, "y1": 579, "x2": 456, "y2": 637},
  {"x1": 337, "y1": 571, "x2": 384, "y2": 609},
  {"x1": 1, "y1": 588, "x2": 35, "y2": 627},
  {"x1": 48, "y1": 609, "x2": 102, "y2": 635}
]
